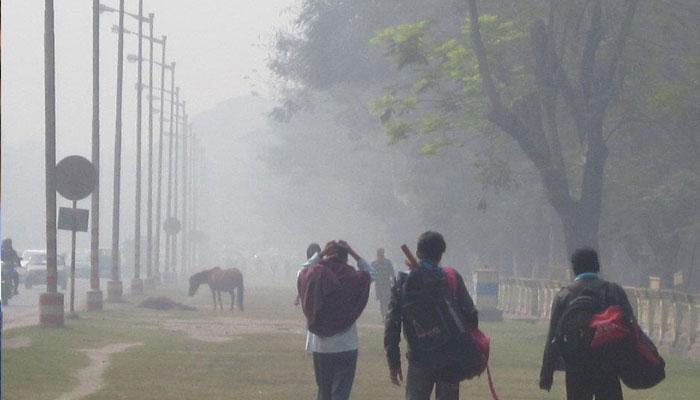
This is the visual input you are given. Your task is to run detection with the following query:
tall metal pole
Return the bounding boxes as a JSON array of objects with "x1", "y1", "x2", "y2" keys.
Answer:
[
  {"x1": 87, "y1": 0, "x2": 104, "y2": 312},
  {"x1": 69, "y1": 200, "x2": 78, "y2": 315},
  {"x1": 40, "y1": 0, "x2": 64, "y2": 327},
  {"x1": 131, "y1": 0, "x2": 145, "y2": 295},
  {"x1": 154, "y1": 36, "x2": 167, "y2": 284},
  {"x1": 164, "y1": 70, "x2": 176, "y2": 283},
  {"x1": 190, "y1": 136, "x2": 197, "y2": 270},
  {"x1": 172, "y1": 95, "x2": 181, "y2": 281},
  {"x1": 181, "y1": 115, "x2": 188, "y2": 277},
  {"x1": 108, "y1": 0, "x2": 126, "y2": 303},
  {"x1": 187, "y1": 126, "x2": 195, "y2": 274},
  {"x1": 145, "y1": 13, "x2": 155, "y2": 288}
]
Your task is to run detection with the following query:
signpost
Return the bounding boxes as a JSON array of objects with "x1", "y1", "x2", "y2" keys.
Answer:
[{"x1": 56, "y1": 156, "x2": 97, "y2": 317}]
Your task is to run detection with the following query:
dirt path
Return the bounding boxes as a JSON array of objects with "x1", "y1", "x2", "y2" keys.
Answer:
[{"x1": 56, "y1": 342, "x2": 143, "y2": 400}]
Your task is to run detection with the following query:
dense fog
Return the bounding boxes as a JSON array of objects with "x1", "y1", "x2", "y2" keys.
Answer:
[{"x1": 2, "y1": 0, "x2": 699, "y2": 290}]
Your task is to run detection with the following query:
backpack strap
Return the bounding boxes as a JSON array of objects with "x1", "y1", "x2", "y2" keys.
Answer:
[{"x1": 442, "y1": 267, "x2": 459, "y2": 299}]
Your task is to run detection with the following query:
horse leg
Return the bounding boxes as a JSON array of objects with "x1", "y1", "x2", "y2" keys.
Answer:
[
  {"x1": 218, "y1": 291, "x2": 224, "y2": 310},
  {"x1": 230, "y1": 291, "x2": 235, "y2": 311},
  {"x1": 211, "y1": 288, "x2": 217, "y2": 311}
]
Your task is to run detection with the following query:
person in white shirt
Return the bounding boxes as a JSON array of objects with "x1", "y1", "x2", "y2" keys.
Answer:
[{"x1": 297, "y1": 241, "x2": 375, "y2": 400}]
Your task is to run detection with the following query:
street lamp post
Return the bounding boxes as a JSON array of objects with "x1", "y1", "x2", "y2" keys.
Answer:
[
  {"x1": 128, "y1": 54, "x2": 171, "y2": 288},
  {"x1": 170, "y1": 95, "x2": 182, "y2": 282},
  {"x1": 191, "y1": 133, "x2": 198, "y2": 272},
  {"x1": 180, "y1": 113, "x2": 188, "y2": 277},
  {"x1": 40, "y1": 0, "x2": 64, "y2": 327},
  {"x1": 107, "y1": 0, "x2": 126, "y2": 303},
  {"x1": 164, "y1": 78, "x2": 176, "y2": 283},
  {"x1": 87, "y1": 0, "x2": 104, "y2": 311},
  {"x1": 145, "y1": 12, "x2": 156, "y2": 289},
  {"x1": 131, "y1": 0, "x2": 145, "y2": 296},
  {"x1": 154, "y1": 42, "x2": 168, "y2": 285}
]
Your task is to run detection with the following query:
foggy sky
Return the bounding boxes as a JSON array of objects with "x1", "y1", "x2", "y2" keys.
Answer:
[{"x1": 1, "y1": 1, "x2": 294, "y2": 254}]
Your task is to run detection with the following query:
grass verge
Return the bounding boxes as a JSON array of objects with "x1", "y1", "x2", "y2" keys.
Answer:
[{"x1": 3, "y1": 286, "x2": 700, "y2": 399}]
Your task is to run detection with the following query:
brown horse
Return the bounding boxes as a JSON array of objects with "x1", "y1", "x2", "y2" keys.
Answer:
[{"x1": 188, "y1": 267, "x2": 244, "y2": 311}]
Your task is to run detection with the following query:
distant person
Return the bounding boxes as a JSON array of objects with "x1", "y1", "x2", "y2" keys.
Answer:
[
  {"x1": 371, "y1": 248, "x2": 394, "y2": 319},
  {"x1": 297, "y1": 240, "x2": 374, "y2": 400},
  {"x1": 294, "y1": 243, "x2": 322, "y2": 306},
  {"x1": 2, "y1": 238, "x2": 22, "y2": 295},
  {"x1": 539, "y1": 247, "x2": 635, "y2": 400},
  {"x1": 384, "y1": 231, "x2": 478, "y2": 400}
]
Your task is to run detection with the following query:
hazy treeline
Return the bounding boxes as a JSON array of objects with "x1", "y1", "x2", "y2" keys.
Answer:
[{"x1": 260, "y1": 0, "x2": 700, "y2": 288}]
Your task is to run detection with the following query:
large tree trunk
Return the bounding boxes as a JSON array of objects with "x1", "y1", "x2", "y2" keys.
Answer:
[{"x1": 466, "y1": 0, "x2": 636, "y2": 261}]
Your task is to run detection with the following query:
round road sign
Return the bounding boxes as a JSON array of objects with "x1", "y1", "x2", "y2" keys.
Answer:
[
  {"x1": 56, "y1": 155, "x2": 97, "y2": 201},
  {"x1": 163, "y1": 217, "x2": 181, "y2": 235}
]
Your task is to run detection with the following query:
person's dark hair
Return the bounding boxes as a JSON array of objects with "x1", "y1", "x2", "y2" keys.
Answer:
[
  {"x1": 416, "y1": 231, "x2": 446, "y2": 262},
  {"x1": 330, "y1": 246, "x2": 349, "y2": 263},
  {"x1": 570, "y1": 247, "x2": 601, "y2": 275},
  {"x1": 306, "y1": 243, "x2": 322, "y2": 259}
]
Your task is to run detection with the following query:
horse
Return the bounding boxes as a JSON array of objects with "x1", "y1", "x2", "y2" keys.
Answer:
[{"x1": 188, "y1": 267, "x2": 244, "y2": 311}]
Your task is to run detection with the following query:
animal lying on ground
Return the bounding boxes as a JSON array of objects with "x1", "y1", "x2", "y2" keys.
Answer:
[{"x1": 188, "y1": 267, "x2": 244, "y2": 311}]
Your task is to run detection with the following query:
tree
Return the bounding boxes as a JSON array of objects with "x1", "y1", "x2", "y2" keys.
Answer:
[{"x1": 372, "y1": 0, "x2": 640, "y2": 253}]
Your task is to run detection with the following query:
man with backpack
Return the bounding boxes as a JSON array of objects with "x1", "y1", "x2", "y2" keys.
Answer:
[
  {"x1": 539, "y1": 247, "x2": 636, "y2": 400},
  {"x1": 384, "y1": 231, "x2": 479, "y2": 400}
]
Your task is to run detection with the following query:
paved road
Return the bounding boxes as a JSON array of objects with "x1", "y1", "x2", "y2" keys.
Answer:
[{"x1": 2, "y1": 278, "x2": 92, "y2": 330}]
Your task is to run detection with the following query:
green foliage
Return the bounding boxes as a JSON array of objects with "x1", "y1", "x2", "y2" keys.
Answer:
[
  {"x1": 648, "y1": 57, "x2": 700, "y2": 123},
  {"x1": 384, "y1": 120, "x2": 413, "y2": 143},
  {"x1": 370, "y1": 14, "x2": 527, "y2": 155},
  {"x1": 371, "y1": 21, "x2": 431, "y2": 68},
  {"x1": 417, "y1": 114, "x2": 451, "y2": 135},
  {"x1": 419, "y1": 140, "x2": 453, "y2": 156},
  {"x1": 649, "y1": 84, "x2": 693, "y2": 121}
]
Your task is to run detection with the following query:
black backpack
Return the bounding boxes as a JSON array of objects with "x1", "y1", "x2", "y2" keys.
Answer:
[
  {"x1": 399, "y1": 269, "x2": 484, "y2": 382},
  {"x1": 555, "y1": 287, "x2": 604, "y2": 365}
]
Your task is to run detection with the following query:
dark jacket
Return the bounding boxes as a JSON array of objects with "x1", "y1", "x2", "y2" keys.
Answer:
[
  {"x1": 384, "y1": 263, "x2": 478, "y2": 369},
  {"x1": 540, "y1": 277, "x2": 636, "y2": 381},
  {"x1": 1, "y1": 248, "x2": 21, "y2": 271}
]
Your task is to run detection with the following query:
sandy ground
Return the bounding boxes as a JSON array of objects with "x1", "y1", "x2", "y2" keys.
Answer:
[
  {"x1": 161, "y1": 317, "x2": 306, "y2": 342},
  {"x1": 56, "y1": 342, "x2": 143, "y2": 400}
]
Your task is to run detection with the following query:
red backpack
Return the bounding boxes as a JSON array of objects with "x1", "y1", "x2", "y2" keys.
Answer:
[
  {"x1": 443, "y1": 267, "x2": 499, "y2": 400},
  {"x1": 589, "y1": 305, "x2": 665, "y2": 389}
]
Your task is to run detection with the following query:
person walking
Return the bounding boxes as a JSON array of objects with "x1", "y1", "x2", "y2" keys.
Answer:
[
  {"x1": 372, "y1": 248, "x2": 394, "y2": 319},
  {"x1": 2, "y1": 238, "x2": 22, "y2": 294},
  {"x1": 539, "y1": 247, "x2": 636, "y2": 400},
  {"x1": 384, "y1": 231, "x2": 478, "y2": 400},
  {"x1": 297, "y1": 240, "x2": 374, "y2": 400}
]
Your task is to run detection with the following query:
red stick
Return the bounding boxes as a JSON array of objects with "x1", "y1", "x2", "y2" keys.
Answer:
[{"x1": 401, "y1": 244, "x2": 419, "y2": 270}]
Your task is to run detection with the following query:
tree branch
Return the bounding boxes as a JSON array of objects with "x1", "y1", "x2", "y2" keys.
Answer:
[
  {"x1": 466, "y1": 0, "x2": 504, "y2": 113},
  {"x1": 580, "y1": 0, "x2": 603, "y2": 108},
  {"x1": 599, "y1": 0, "x2": 640, "y2": 113}
]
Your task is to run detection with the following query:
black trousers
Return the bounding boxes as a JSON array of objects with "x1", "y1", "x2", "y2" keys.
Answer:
[
  {"x1": 565, "y1": 368, "x2": 623, "y2": 400},
  {"x1": 312, "y1": 350, "x2": 358, "y2": 400},
  {"x1": 405, "y1": 363, "x2": 459, "y2": 400}
]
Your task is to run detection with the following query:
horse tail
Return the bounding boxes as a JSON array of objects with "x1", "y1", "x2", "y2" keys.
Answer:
[{"x1": 237, "y1": 274, "x2": 244, "y2": 311}]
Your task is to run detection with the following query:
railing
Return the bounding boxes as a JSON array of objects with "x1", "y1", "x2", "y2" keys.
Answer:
[{"x1": 497, "y1": 278, "x2": 700, "y2": 360}]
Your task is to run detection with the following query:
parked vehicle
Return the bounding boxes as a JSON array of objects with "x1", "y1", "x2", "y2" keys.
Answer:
[
  {"x1": 73, "y1": 249, "x2": 112, "y2": 278},
  {"x1": 22, "y1": 250, "x2": 67, "y2": 290}
]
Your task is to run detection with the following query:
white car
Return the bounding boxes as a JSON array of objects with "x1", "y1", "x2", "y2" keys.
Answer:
[{"x1": 21, "y1": 250, "x2": 67, "y2": 290}]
